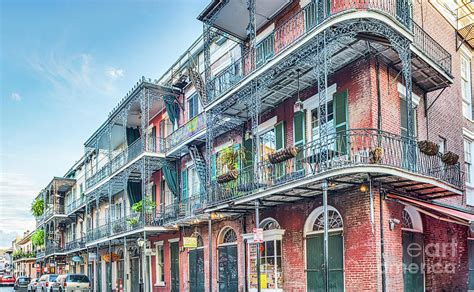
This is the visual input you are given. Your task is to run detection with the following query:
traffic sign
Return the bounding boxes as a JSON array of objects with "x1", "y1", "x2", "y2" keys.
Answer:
[{"x1": 253, "y1": 228, "x2": 263, "y2": 243}]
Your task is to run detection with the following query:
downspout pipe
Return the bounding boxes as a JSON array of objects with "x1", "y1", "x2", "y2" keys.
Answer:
[{"x1": 380, "y1": 189, "x2": 387, "y2": 292}]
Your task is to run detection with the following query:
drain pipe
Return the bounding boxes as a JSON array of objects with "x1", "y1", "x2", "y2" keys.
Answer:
[{"x1": 380, "y1": 189, "x2": 387, "y2": 292}]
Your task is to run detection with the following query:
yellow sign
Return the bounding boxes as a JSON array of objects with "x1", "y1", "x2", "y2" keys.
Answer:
[
  {"x1": 260, "y1": 274, "x2": 267, "y2": 289},
  {"x1": 183, "y1": 237, "x2": 197, "y2": 248}
]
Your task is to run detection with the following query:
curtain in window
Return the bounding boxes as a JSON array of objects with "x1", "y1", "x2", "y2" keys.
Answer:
[
  {"x1": 126, "y1": 127, "x2": 140, "y2": 146},
  {"x1": 163, "y1": 165, "x2": 178, "y2": 198},
  {"x1": 127, "y1": 181, "x2": 142, "y2": 205},
  {"x1": 164, "y1": 95, "x2": 180, "y2": 126}
]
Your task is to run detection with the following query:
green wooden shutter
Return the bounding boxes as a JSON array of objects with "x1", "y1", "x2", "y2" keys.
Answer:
[
  {"x1": 151, "y1": 184, "x2": 156, "y2": 205},
  {"x1": 189, "y1": 250, "x2": 197, "y2": 291},
  {"x1": 294, "y1": 111, "x2": 305, "y2": 146},
  {"x1": 233, "y1": 144, "x2": 241, "y2": 170},
  {"x1": 334, "y1": 90, "x2": 348, "y2": 154},
  {"x1": 306, "y1": 234, "x2": 324, "y2": 292},
  {"x1": 181, "y1": 169, "x2": 188, "y2": 200},
  {"x1": 469, "y1": 240, "x2": 474, "y2": 290},
  {"x1": 328, "y1": 232, "x2": 344, "y2": 291},
  {"x1": 402, "y1": 231, "x2": 424, "y2": 292},
  {"x1": 170, "y1": 242, "x2": 180, "y2": 292},
  {"x1": 275, "y1": 122, "x2": 285, "y2": 150}
]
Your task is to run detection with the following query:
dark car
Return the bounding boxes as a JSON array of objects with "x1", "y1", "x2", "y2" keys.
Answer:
[{"x1": 14, "y1": 276, "x2": 31, "y2": 290}]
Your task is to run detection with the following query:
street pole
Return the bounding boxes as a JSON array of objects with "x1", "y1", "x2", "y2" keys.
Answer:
[
  {"x1": 255, "y1": 200, "x2": 261, "y2": 292},
  {"x1": 208, "y1": 217, "x2": 212, "y2": 292},
  {"x1": 322, "y1": 180, "x2": 329, "y2": 292},
  {"x1": 123, "y1": 236, "x2": 127, "y2": 292}
]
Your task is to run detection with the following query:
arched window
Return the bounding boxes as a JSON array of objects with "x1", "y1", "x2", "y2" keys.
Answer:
[
  {"x1": 304, "y1": 206, "x2": 344, "y2": 235},
  {"x1": 220, "y1": 228, "x2": 237, "y2": 244},
  {"x1": 401, "y1": 206, "x2": 423, "y2": 232},
  {"x1": 260, "y1": 218, "x2": 281, "y2": 230}
]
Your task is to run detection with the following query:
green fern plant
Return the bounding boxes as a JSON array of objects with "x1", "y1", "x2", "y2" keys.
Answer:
[{"x1": 31, "y1": 199, "x2": 44, "y2": 217}]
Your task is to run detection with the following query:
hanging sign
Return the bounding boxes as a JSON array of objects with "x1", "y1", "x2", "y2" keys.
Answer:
[
  {"x1": 183, "y1": 237, "x2": 197, "y2": 249},
  {"x1": 253, "y1": 228, "x2": 263, "y2": 243},
  {"x1": 72, "y1": 256, "x2": 83, "y2": 263},
  {"x1": 88, "y1": 253, "x2": 97, "y2": 261}
]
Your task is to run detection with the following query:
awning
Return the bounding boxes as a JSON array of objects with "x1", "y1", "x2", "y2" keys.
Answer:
[{"x1": 387, "y1": 194, "x2": 474, "y2": 226}]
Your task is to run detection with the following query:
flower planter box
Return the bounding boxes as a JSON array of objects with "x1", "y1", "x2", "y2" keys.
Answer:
[
  {"x1": 418, "y1": 140, "x2": 439, "y2": 156},
  {"x1": 268, "y1": 146, "x2": 299, "y2": 164},
  {"x1": 441, "y1": 151, "x2": 459, "y2": 165},
  {"x1": 217, "y1": 169, "x2": 239, "y2": 184}
]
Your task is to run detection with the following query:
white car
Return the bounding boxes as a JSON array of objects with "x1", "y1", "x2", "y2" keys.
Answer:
[
  {"x1": 27, "y1": 278, "x2": 39, "y2": 292},
  {"x1": 36, "y1": 274, "x2": 58, "y2": 291},
  {"x1": 52, "y1": 274, "x2": 90, "y2": 292}
]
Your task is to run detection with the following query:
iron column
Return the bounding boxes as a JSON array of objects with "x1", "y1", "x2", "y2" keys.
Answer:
[{"x1": 322, "y1": 180, "x2": 329, "y2": 292}]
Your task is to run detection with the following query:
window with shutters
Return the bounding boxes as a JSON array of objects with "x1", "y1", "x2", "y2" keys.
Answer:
[
  {"x1": 400, "y1": 97, "x2": 417, "y2": 138},
  {"x1": 187, "y1": 93, "x2": 200, "y2": 120},
  {"x1": 155, "y1": 241, "x2": 165, "y2": 286},
  {"x1": 188, "y1": 166, "x2": 201, "y2": 197},
  {"x1": 465, "y1": 139, "x2": 472, "y2": 184},
  {"x1": 461, "y1": 53, "x2": 472, "y2": 120},
  {"x1": 311, "y1": 100, "x2": 334, "y2": 139},
  {"x1": 260, "y1": 129, "x2": 276, "y2": 161}
]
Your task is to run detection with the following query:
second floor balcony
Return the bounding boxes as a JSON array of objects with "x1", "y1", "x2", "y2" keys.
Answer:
[
  {"x1": 208, "y1": 129, "x2": 464, "y2": 208},
  {"x1": 64, "y1": 236, "x2": 86, "y2": 252}
]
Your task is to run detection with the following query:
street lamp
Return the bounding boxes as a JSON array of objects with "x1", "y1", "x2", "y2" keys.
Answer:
[{"x1": 137, "y1": 238, "x2": 145, "y2": 292}]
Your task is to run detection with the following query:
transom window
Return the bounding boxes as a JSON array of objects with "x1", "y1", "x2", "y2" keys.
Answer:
[
  {"x1": 402, "y1": 209, "x2": 413, "y2": 229},
  {"x1": 312, "y1": 210, "x2": 343, "y2": 232},
  {"x1": 220, "y1": 228, "x2": 238, "y2": 244},
  {"x1": 260, "y1": 218, "x2": 281, "y2": 230}
]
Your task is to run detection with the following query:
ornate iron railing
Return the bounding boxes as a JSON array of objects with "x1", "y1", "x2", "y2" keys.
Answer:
[
  {"x1": 85, "y1": 137, "x2": 166, "y2": 190},
  {"x1": 166, "y1": 112, "x2": 206, "y2": 151},
  {"x1": 86, "y1": 223, "x2": 110, "y2": 242},
  {"x1": 44, "y1": 204, "x2": 65, "y2": 220},
  {"x1": 412, "y1": 21, "x2": 452, "y2": 75},
  {"x1": 206, "y1": 0, "x2": 451, "y2": 104},
  {"x1": 45, "y1": 243, "x2": 65, "y2": 256},
  {"x1": 66, "y1": 196, "x2": 85, "y2": 214},
  {"x1": 64, "y1": 236, "x2": 86, "y2": 252},
  {"x1": 36, "y1": 251, "x2": 45, "y2": 258},
  {"x1": 209, "y1": 129, "x2": 463, "y2": 206}
]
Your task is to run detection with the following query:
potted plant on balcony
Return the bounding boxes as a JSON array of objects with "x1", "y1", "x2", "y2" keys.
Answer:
[
  {"x1": 31, "y1": 198, "x2": 44, "y2": 217},
  {"x1": 369, "y1": 147, "x2": 384, "y2": 164},
  {"x1": 268, "y1": 146, "x2": 299, "y2": 164},
  {"x1": 417, "y1": 140, "x2": 439, "y2": 156},
  {"x1": 441, "y1": 151, "x2": 459, "y2": 165},
  {"x1": 113, "y1": 223, "x2": 124, "y2": 233},
  {"x1": 32, "y1": 229, "x2": 45, "y2": 248},
  {"x1": 126, "y1": 217, "x2": 139, "y2": 227},
  {"x1": 217, "y1": 145, "x2": 245, "y2": 184}
]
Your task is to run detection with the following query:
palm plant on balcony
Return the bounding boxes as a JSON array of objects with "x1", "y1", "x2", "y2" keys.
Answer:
[{"x1": 31, "y1": 198, "x2": 44, "y2": 217}]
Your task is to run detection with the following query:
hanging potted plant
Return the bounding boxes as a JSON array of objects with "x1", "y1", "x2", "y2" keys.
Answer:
[
  {"x1": 417, "y1": 140, "x2": 439, "y2": 156},
  {"x1": 441, "y1": 151, "x2": 459, "y2": 165},
  {"x1": 369, "y1": 147, "x2": 384, "y2": 164},
  {"x1": 216, "y1": 145, "x2": 245, "y2": 184},
  {"x1": 268, "y1": 146, "x2": 299, "y2": 164}
]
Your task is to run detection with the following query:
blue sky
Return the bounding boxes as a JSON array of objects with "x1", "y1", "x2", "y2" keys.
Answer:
[{"x1": 0, "y1": 0, "x2": 207, "y2": 247}]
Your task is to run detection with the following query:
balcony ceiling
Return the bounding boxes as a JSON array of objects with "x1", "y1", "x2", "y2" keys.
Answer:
[{"x1": 199, "y1": 0, "x2": 291, "y2": 39}]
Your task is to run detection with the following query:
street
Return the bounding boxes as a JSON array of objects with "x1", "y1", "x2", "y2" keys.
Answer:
[{"x1": 0, "y1": 287, "x2": 15, "y2": 292}]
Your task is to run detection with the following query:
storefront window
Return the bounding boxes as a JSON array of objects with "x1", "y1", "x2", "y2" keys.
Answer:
[
  {"x1": 155, "y1": 242, "x2": 164, "y2": 285},
  {"x1": 246, "y1": 218, "x2": 284, "y2": 291}
]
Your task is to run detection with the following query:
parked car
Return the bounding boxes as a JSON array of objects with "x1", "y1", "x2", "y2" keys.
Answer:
[
  {"x1": 27, "y1": 278, "x2": 39, "y2": 291},
  {"x1": 0, "y1": 274, "x2": 15, "y2": 286},
  {"x1": 14, "y1": 276, "x2": 31, "y2": 290},
  {"x1": 52, "y1": 274, "x2": 90, "y2": 292},
  {"x1": 36, "y1": 274, "x2": 58, "y2": 291}
]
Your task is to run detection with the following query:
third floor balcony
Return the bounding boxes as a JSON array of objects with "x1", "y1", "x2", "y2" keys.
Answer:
[{"x1": 202, "y1": 0, "x2": 453, "y2": 107}]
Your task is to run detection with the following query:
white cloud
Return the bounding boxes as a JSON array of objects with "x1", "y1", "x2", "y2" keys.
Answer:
[
  {"x1": 0, "y1": 172, "x2": 38, "y2": 240},
  {"x1": 106, "y1": 67, "x2": 124, "y2": 79},
  {"x1": 10, "y1": 92, "x2": 21, "y2": 101}
]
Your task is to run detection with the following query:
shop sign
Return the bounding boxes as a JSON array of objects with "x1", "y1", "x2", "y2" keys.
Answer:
[
  {"x1": 88, "y1": 253, "x2": 97, "y2": 261},
  {"x1": 183, "y1": 237, "x2": 197, "y2": 248},
  {"x1": 253, "y1": 228, "x2": 263, "y2": 243}
]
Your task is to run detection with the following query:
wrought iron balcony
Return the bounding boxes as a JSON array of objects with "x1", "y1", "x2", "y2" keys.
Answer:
[
  {"x1": 66, "y1": 196, "x2": 85, "y2": 214},
  {"x1": 45, "y1": 243, "x2": 65, "y2": 256},
  {"x1": 154, "y1": 193, "x2": 206, "y2": 226},
  {"x1": 43, "y1": 204, "x2": 65, "y2": 221},
  {"x1": 36, "y1": 251, "x2": 45, "y2": 258},
  {"x1": 209, "y1": 129, "x2": 463, "y2": 206},
  {"x1": 166, "y1": 112, "x2": 206, "y2": 153},
  {"x1": 85, "y1": 137, "x2": 166, "y2": 190},
  {"x1": 64, "y1": 236, "x2": 86, "y2": 252},
  {"x1": 206, "y1": 0, "x2": 452, "y2": 104},
  {"x1": 86, "y1": 223, "x2": 110, "y2": 243}
]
